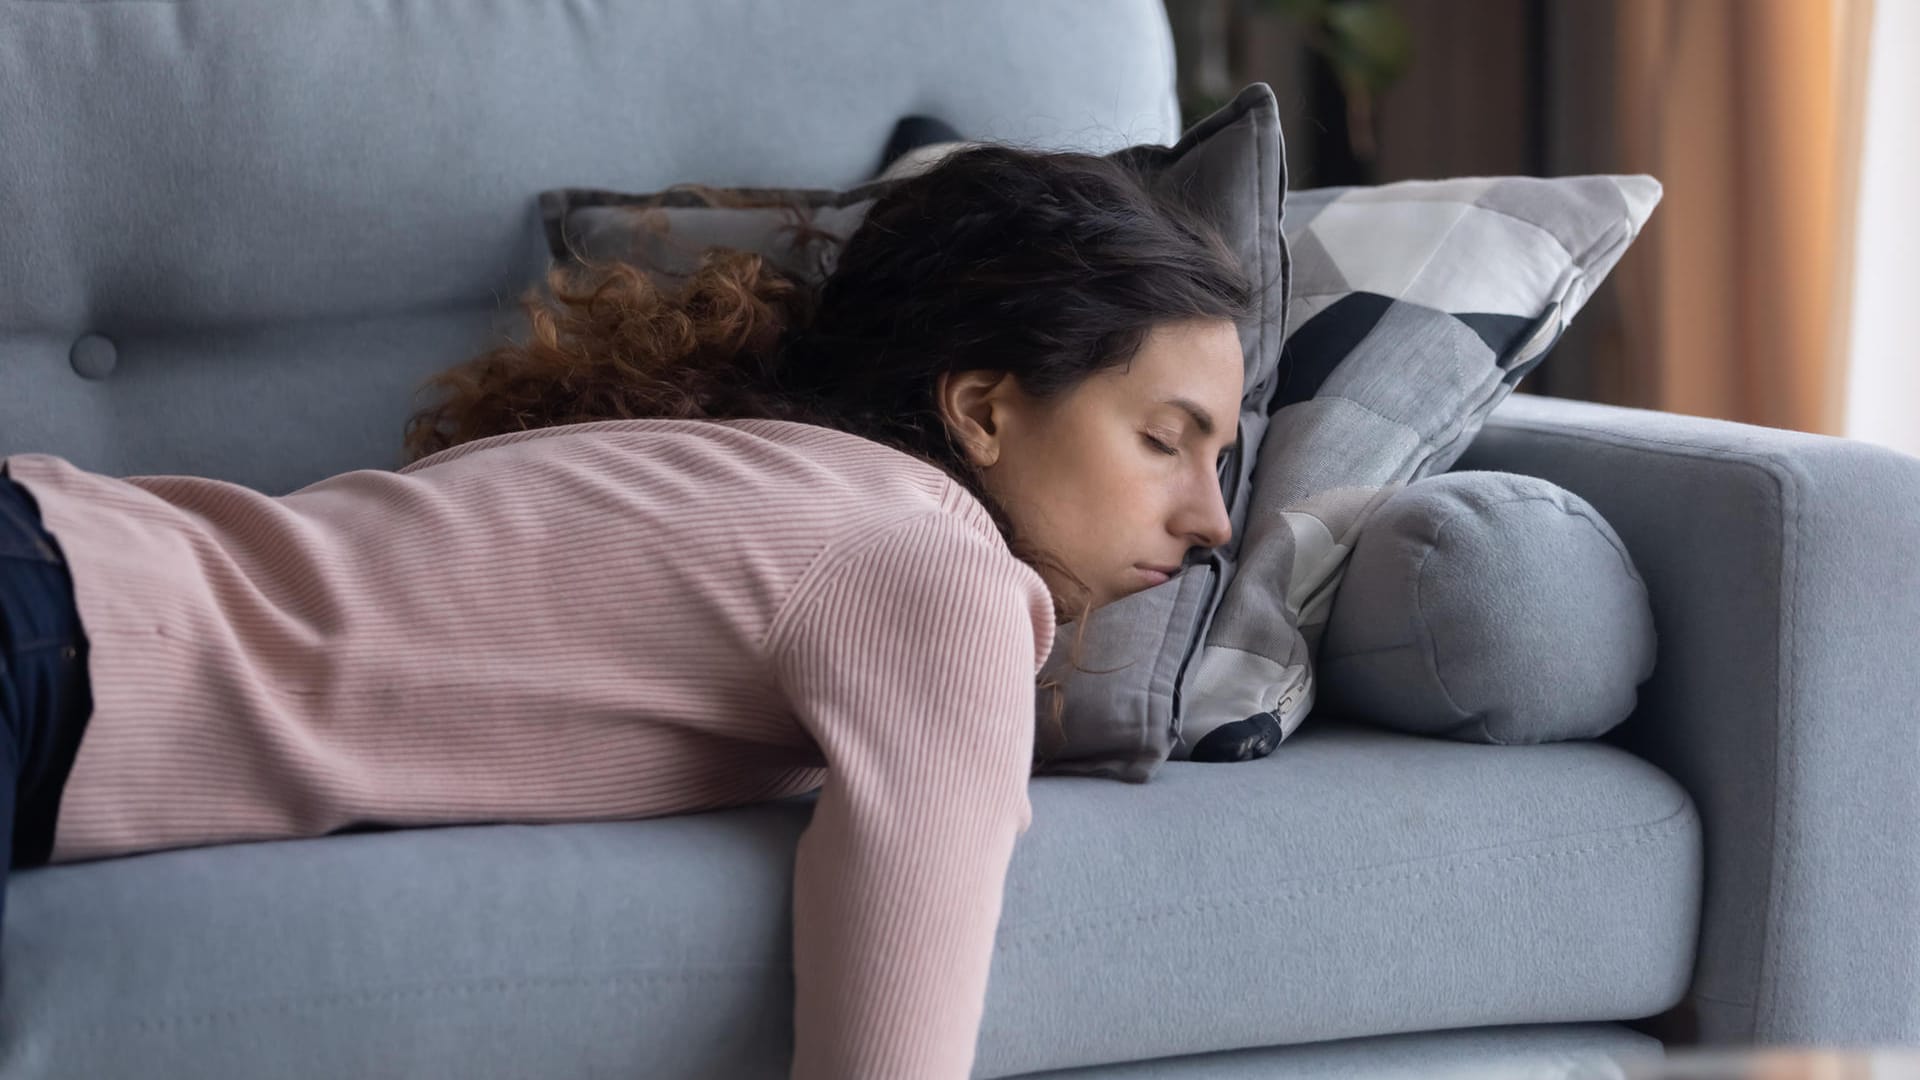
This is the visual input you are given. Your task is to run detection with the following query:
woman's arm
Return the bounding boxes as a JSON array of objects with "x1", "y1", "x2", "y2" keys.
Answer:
[{"x1": 766, "y1": 511, "x2": 1054, "y2": 1080}]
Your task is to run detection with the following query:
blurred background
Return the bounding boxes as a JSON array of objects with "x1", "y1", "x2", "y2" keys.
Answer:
[{"x1": 1165, "y1": 0, "x2": 1916, "y2": 456}]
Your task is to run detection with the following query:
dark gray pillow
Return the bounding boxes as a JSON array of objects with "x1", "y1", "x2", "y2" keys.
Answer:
[
  {"x1": 1316, "y1": 471, "x2": 1657, "y2": 744},
  {"x1": 538, "y1": 83, "x2": 1291, "y2": 782}
]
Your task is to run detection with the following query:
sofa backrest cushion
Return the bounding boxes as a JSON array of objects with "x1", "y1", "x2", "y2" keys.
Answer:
[{"x1": 0, "y1": 0, "x2": 1181, "y2": 494}]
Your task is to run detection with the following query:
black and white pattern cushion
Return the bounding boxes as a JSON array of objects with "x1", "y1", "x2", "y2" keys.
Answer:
[{"x1": 1173, "y1": 174, "x2": 1663, "y2": 762}]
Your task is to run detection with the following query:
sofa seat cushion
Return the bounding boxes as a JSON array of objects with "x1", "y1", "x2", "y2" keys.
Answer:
[
  {"x1": 979, "y1": 723, "x2": 1699, "y2": 1077},
  {"x1": 0, "y1": 725, "x2": 1700, "y2": 1080}
]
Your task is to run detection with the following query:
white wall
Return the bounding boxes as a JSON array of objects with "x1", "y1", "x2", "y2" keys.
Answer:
[{"x1": 1842, "y1": 0, "x2": 1920, "y2": 458}]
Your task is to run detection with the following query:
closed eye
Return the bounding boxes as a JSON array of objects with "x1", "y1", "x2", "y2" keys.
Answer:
[{"x1": 1146, "y1": 433, "x2": 1231, "y2": 466}]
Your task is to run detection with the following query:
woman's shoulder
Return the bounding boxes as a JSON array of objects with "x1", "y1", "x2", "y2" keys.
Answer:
[{"x1": 767, "y1": 505, "x2": 1058, "y2": 682}]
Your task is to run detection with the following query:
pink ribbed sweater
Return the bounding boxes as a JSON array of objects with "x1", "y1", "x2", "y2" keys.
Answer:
[{"x1": 2, "y1": 416, "x2": 1058, "y2": 1080}]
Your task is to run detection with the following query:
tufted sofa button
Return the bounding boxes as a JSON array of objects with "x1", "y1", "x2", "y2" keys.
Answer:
[{"x1": 70, "y1": 333, "x2": 118, "y2": 379}]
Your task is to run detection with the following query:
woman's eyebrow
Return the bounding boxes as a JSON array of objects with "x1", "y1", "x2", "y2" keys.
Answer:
[{"x1": 1159, "y1": 396, "x2": 1237, "y2": 449}]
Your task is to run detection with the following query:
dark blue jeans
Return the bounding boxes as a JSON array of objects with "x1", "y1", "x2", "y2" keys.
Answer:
[{"x1": 0, "y1": 464, "x2": 94, "y2": 943}]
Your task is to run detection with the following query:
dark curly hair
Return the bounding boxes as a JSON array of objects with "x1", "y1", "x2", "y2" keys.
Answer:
[{"x1": 400, "y1": 143, "x2": 1256, "y2": 762}]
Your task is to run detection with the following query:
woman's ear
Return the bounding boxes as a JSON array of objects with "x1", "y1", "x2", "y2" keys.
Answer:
[{"x1": 936, "y1": 369, "x2": 1006, "y2": 469}]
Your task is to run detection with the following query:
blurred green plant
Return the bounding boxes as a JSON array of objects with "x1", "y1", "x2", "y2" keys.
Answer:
[
  {"x1": 1172, "y1": 0, "x2": 1413, "y2": 165},
  {"x1": 1262, "y1": 0, "x2": 1413, "y2": 160}
]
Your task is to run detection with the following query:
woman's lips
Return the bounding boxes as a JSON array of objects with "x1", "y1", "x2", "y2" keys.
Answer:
[{"x1": 1135, "y1": 565, "x2": 1175, "y2": 586}]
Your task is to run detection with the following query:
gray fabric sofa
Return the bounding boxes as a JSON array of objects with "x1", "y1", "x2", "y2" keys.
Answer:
[{"x1": 1, "y1": 1, "x2": 1914, "y2": 1077}]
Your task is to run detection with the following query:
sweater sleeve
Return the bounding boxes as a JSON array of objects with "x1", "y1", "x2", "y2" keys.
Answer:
[{"x1": 765, "y1": 510, "x2": 1056, "y2": 1080}]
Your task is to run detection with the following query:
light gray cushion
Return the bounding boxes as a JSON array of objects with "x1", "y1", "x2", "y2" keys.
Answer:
[
  {"x1": 1317, "y1": 471, "x2": 1657, "y2": 744},
  {"x1": 540, "y1": 83, "x2": 1292, "y2": 782},
  {"x1": 1175, "y1": 174, "x2": 1664, "y2": 762},
  {"x1": 0, "y1": 724, "x2": 1699, "y2": 1079}
]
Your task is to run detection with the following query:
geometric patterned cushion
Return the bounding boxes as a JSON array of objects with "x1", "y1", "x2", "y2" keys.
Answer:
[
  {"x1": 1173, "y1": 174, "x2": 1663, "y2": 762},
  {"x1": 1279, "y1": 176, "x2": 1665, "y2": 466}
]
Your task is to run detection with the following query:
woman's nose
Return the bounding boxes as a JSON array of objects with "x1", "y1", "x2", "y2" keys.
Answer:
[{"x1": 1183, "y1": 483, "x2": 1233, "y2": 551}]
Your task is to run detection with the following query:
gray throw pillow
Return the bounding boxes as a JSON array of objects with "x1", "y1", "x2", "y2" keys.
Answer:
[
  {"x1": 1172, "y1": 173, "x2": 1664, "y2": 763},
  {"x1": 537, "y1": 83, "x2": 1291, "y2": 782},
  {"x1": 1316, "y1": 471, "x2": 1657, "y2": 744}
]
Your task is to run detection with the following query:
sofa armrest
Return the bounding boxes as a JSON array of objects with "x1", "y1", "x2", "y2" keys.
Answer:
[{"x1": 1453, "y1": 392, "x2": 1920, "y2": 1048}]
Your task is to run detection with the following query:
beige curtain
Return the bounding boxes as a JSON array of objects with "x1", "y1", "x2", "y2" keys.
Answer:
[{"x1": 1610, "y1": 0, "x2": 1876, "y2": 434}]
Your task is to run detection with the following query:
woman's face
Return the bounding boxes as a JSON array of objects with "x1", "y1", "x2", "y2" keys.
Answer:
[{"x1": 938, "y1": 316, "x2": 1245, "y2": 619}]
